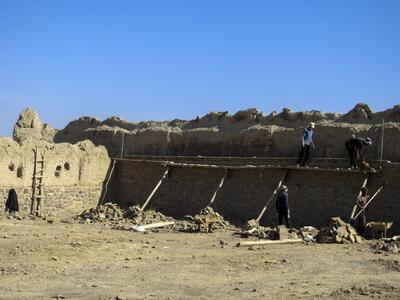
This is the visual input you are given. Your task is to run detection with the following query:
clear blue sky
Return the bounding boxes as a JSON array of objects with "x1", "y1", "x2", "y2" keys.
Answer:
[{"x1": 1, "y1": 0, "x2": 399, "y2": 136}]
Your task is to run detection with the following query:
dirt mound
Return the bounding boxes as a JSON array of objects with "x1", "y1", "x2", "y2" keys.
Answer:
[
  {"x1": 76, "y1": 203, "x2": 234, "y2": 233},
  {"x1": 77, "y1": 203, "x2": 174, "y2": 225},
  {"x1": 316, "y1": 217, "x2": 364, "y2": 244},
  {"x1": 372, "y1": 258, "x2": 400, "y2": 272},
  {"x1": 371, "y1": 238, "x2": 400, "y2": 254},
  {"x1": 192, "y1": 206, "x2": 234, "y2": 232},
  {"x1": 331, "y1": 284, "x2": 400, "y2": 297}
]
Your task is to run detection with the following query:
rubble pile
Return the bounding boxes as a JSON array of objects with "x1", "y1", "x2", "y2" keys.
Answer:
[
  {"x1": 78, "y1": 203, "x2": 125, "y2": 223},
  {"x1": 76, "y1": 203, "x2": 233, "y2": 233},
  {"x1": 372, "y1": 236, "x2": 400, "y2": 254},
  {"x1": 176, "y1": 206, "x2": 236, "y2": 232},
  {"x1": 123, "y1": 205, "x2": 174, "y2": 225},
  {"x1": 316, "y1": 217, "x2": 364, "y2": 244},
  {"x1": 299, "y1": 226, "x2": 319, "y2": 242},
  {"x1": 77, "y1": 203, "x2": 175, "y2": 226},
  {"x1": 238, "y1": 225, "x2": 300, "y2": 240},
  {"x1": 197, "y1": 206, "x2": 233, "y2": 231}
]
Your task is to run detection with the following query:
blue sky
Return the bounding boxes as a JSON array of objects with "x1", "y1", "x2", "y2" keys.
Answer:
[{"x1": 0, "y1": 0, "x2": 399, "y2": 136}]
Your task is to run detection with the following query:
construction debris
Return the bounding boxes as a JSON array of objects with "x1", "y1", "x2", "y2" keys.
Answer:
[
  {"x1": 78, "y1": 203, "x2": 125, "y2": 223},
  {"x1": 185, "y1": 206, "x2": 234, "y2": 233},
  {"x1": 76, "y1": 202, "x2": 175, "y2": 232},
  {"x1": 123, "y1": 205, "x2": 174, "y2": 225},
  {"x1": 299, "y1": 226, "x2": 319, "y2": 242},
  {"x1": 76, "y1": 203, "x2": 234, "y2": 233},
  {"x1": 316, "y1": 217, "x2": 364, "y2": 244},
  {"x1": 130, "y1": 221, "x2": 175, "y2": 233},
  {"x1": 371, "y1": 236, "x2": 400, "y2": 253},
  {"x1": 237, "y1": 238, "x2": 303, "y2": 247}
]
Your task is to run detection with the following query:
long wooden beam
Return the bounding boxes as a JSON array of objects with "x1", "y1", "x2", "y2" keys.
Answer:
[
  {"x1": 99, "y1": 159, "x2": 117, "y2": 207},
  {"x1": 140, "y1": 167, "x2": 170, "y2": 211},
  {"x1": 112, "y1": 158, "x2": 378, "y2": 174},
  {"x1": 237, "y1": 238, "x2": 303, "y2": 247},
  {"x1": 256, "y1": 171, "x2": 288, "y2": 223},
  {"x1": 353, "y1": 185, "x2": 385, "y2": 220},
  {"x1": 207, "y1": 170, "x2": 227, "y2": 206},
  {"x1": 349, "y1": 176, "x2": 369, "y2": 220}
]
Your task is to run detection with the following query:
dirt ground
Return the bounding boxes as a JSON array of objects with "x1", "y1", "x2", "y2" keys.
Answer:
[{"x1": 0, "y1": 218, "x2": 399, "y2": 300}]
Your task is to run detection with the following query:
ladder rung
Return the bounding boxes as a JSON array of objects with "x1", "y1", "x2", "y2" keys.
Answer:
[{"x1": 34, "y1": 195, "x2": 43, "y2": 199}]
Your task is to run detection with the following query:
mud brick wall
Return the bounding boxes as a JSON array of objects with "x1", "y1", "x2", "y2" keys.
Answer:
[
  {"x1": 0, "y1": 186, "x2": 103, "y2": 216},
  {"x1": 108, "y1": 160, "x2": 400, "y2": 233},
  {"x1": 0, "y1": 138, "x2": 110, "y2": 217}
]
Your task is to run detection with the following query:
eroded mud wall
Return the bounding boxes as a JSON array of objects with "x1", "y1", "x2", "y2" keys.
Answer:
[
  {"x1": 0, "y1": 138, "x2": 110, "y2": 216},
  {"x1": 108, "y1": 160, "x2": 400, "y2": 232},
  {"x1": 54, "y1": 104, "x2": 400, "y2": 162}
]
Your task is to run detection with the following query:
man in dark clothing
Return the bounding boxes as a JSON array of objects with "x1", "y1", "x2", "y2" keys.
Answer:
[
  {"x1": 5, "y1": 188, "x2": 19, "y2": 213},
  {"x1": 356, "y1": 187, "x2": 369, "y2": 235},
  {"x1": 345, "y1": 137, "x2": 372, "y2": 169},
  {"x1": 276, "y1": 185, "x2": 291, "y2": 228},
  {"x1": 297, "y1": 122, "x2": 315, "y2": 167}
]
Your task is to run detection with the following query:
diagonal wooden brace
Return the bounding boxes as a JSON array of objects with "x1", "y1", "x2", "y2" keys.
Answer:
[
  {"x1": 256, "y1": 170, "x2": 288, "y2": 223},
  {"x1": 207, "y1": 169, "x2": 227, "y2": 207},
  {"x1": 140, "y1": 167, "x2": 170, "y2": 211},
  {"x1": 349, "y1": 176, "x2": 369, "y2": 220},
  {"x1": 353, "y1": 185, "x2": 385, "y2": 220}
]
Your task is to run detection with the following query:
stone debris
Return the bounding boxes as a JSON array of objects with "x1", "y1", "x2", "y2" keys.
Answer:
[
  {"x1": 238, "y1": 225, "x2": 299, "y2": 240},
  {"x1": 277, "y1": 225, "x2": 299, "y2": 240},
  {"x1": 76, "y1": 203, "x2": 234, "y2": 233},
  {"x1": 124, "y1": 205, "x2": 174, "y2": 225},
  {"x1": 299, "y1": 226, "x2": 319, "y2": 242},
  {"x1": 182, "y1": 206, "x2": 235, "y2": 233},
  {"x1": 77, "y1": 203, "x2": 174, "y2": 227},
  {"x1": 78, "y1": 203, "x2": 124, "y2": 223},
  {"x1": 316, "y1": 217, "x2": 364, "y2": 244},
  {"x1": 371, "y1": 236, "x2": 400, "y2": 253}
]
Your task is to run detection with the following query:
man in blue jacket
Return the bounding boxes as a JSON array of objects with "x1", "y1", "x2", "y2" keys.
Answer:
[
  {"x1": 297, "y1": 122, "x2": 315, "y2": 167},
  {"x1": 276, "y1": 185, "x2": 291, "y2": 227}
]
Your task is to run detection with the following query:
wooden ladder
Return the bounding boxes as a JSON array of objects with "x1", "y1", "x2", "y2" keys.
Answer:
[{"x1": 31, "y1": 148, "x2": 45, "y2": 216}]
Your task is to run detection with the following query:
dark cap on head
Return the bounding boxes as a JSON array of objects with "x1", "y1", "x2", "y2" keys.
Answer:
[{"x1": 363, "y1": 137, "x2": 372, "y2": 145}]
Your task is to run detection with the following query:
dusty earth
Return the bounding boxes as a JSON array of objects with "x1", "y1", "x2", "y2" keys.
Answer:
[{"x1": 0, "y1": 218, "x2": 399, "y2": 300}]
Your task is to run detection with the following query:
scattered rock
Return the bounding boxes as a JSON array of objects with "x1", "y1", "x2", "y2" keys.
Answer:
[{"x1": 316, "y1": 217, "x2": 363, "y2": 244}]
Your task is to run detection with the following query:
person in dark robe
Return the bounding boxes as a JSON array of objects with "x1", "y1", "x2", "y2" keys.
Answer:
[
  {"x1": 276, "y1": 185, "x2": 291, "y2": 228},
  {"x1": 5, "y1": 188, "x2": 19, "y2": 213},
  {"x1": 345, "y1": 137, "x2": 372, "y2": 169}
]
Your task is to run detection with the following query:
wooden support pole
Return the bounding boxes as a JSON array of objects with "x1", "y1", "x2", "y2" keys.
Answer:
[
  {"x1": 237, "y1": 238, "x2": 303, "y2": 247},
  {"x1": 255, "y1": 171, "x2": 287, "y2": 223},
  {"x1": 380, "y1": 119, "x2": 385, "y2": 170},
  {"x1": 349, "y1": 176, "x2": 369, "y2": 220},
  {"x1": 353, "y1": 185, "x2": 385, "y2": 220},
  {"x1": 99, "y1": 159, "x2": 116, "y2": 207},
  {"x1": 141, "y1": 221, "x2": 175, "y2": 229},
  {"x1": 140, "y1": 167, "x2": 169, "y2": 211},
  {"x1": 207, "y1": 169, "x2": 227, "y2": 206},
  {"x1": 120, "y1": 132, "x2": 125, "y2": 158}
]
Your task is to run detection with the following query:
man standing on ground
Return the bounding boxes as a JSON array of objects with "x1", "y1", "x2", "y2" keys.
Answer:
[
  {"x1": 297, "y1": 122, "x2": 315, "y2": 167},
  {"x1": 345, "y1": 137, "x2": 372, "y2": 169},
  {"x1": 356, "y1": 187, "x2": 369, "y2": 235},
  {"x1": 276, "y1": 185, "x2": 291, "y2": 228}
]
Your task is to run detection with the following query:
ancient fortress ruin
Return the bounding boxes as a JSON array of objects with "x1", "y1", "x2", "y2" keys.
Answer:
[{"x1": 1, "y1": 104, "x2": 400, "y2": 231}]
